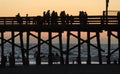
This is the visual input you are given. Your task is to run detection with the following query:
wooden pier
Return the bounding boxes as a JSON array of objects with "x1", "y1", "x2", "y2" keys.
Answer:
[{"x1": 0, "y1": 15, "x2": 120, "y2": 66}]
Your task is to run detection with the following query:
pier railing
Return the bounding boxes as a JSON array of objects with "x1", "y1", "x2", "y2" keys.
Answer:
[{"x1": 0, "y1": 16, "x2": 118, "y2": 25}]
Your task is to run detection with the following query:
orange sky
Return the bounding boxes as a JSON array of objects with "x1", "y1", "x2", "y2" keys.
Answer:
[
  {"x1": 0, "y1": 0, "x2": 120, "y2": 43},
  {"x1": 0, "y1": 0, "x2": 120, "y2": 16}
]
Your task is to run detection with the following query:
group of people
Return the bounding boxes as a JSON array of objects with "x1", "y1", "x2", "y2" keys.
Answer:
[
  {"x1": 1, "y1": 53, "x2": 15, "y2": 67},
  {"x1": 48, "y1": 53, "x2": 60, "y2": 64},
  {"x1": 15, "y1": 10, "x2": 88, "y2": 25},
  {"x1": 79, "y1": 11, "x2": 88, "y2": 25}
]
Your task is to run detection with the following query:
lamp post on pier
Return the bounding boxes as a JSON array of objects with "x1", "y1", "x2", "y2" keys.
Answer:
[{"x1": 106, "y1": 0, "x2": 109, "y2": 25}]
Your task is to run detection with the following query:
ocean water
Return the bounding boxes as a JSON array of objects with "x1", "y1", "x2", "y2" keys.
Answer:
[{"x1": 0, "y1": 43, "x2": 119, "y2": 64}]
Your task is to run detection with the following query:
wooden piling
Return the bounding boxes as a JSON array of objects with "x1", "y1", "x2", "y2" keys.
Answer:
[
  {"x1": 59, "y1": 32, "x2": 64, "y2": 64},
  {"x1": 11, "y1": 31, "x2": 15, "y2": 66},
  {"x1": 26, "y1": 31, "x2": 30, "y2": 65},
  {"x1": 118, "y1": 31, "x2": 120, "y2": 64},
  {"x1": 37, "y1": 32, "x2": 41, "y2": 65},
  {"x1": 107, "y1": 31, "x2": 111, "y2": 64},
  {"x1": 1, "y1": 31, "x2": 4, "y2": 59},
  {"x1": 77, "y1": 31, "x2": 81, "y2": 64},
  {"x1": 66, "y1": 31, "x2": 70, "y2": 64},
  {"x1": 48, "y1": 32, "x2": 52, "y2": 64},
  {"x1": 87, "y1": 32, "x2": 91, "y2": 64},
  {"x1": 20, "y1": 32, "x2": 25, "y2": 65},
  {"x1": 96, "y1": 32, "x2": 102, "y2": 64}
]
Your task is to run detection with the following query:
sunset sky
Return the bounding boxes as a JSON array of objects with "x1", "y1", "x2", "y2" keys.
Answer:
[
  {"x1": 0, "y1": 0, "x2": 120, "y2": 43},
  {"x1": 0, "y1": 0, "x2": 119, "y2": 16}
]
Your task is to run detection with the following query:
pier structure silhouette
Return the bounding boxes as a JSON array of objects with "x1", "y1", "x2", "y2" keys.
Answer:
[{"x1": 0, "y1": 11, "x2": 120, "y2": 66}]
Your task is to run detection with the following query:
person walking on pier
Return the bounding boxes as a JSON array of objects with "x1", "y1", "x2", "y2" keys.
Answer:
[{"x1": 16, "y1": 13, "x2": 22, "y2": 25}]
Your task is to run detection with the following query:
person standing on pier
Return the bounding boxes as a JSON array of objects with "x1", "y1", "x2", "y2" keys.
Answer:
[
  {"x1": 46, "y1": 10, "x2": 51, "y2": 25},
  {"x1": 16, "y1": 13, "x2": 22, "y2": 25},
  {"x1": 79, "y1": 11, "x2": 88, "y2": 25},
  {"x1": 60, "y1": 11, "x2": 66, "y2": 25},
  {"x1": 36, "y1": 16, "x2": 43, "y2": 25},
  {"x1": 51, "y1": 11, "x2": 58, "y2": 25},
  {"x1": 43, "y1": 11, "x2": 46, "y2": 25},
  {"x1": 26, "y1": 14, "x2": 30, "y2": 25},
  {"x1": 69, "y1": 15, "x2": 74, "y2": 25},
  {"x1": 84, "y1": 12, "x2": 88, "y2": 25}
]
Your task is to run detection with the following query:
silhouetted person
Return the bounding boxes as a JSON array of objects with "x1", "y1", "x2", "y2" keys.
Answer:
[
  {"x1": 114, "y1": 60, "x2": 117, "y2": 64},
  {"x1": 66, "y1": 14, "x2": 74, "y2": 25},
  {"x1": 76, "y1": 57, "x2": 80, "y2": 64},
  {"x1": 117, "y1": 11, "x2": 120, "y2": 25},
  {"x1": 43, "y1": 11, "x2": 46, "y2": 24},
  {"x1": 26, "y1": 14, "x2": 30, "y2": 25},
  {"x1": 33, "y1": 17, "x2": 37, "y2": 25},
  {"x1": 36, "y1": 16, "x2": 43, "y2": 25},
  {"x1": 54, "y1": 53, "x2": 60, "y2": 64},
  {"x1": 48, "y1": 53, "x2": 54, "y2": 64},
  {"x1": 34, "y1": 51, "x2": 41, "y2": 65},
  {"x1": 66, "y1": 14, "x2": 69, "y2": 25},
  {"x1": 46, "y1": 10, "x2": 51, "y2": 25},
  {"x1": 60, "y1": 56, "x2": 64, "y2": 64},
  {"x1": 51, "y1": 11, "x2": 58, "y2": 25},
  {"x1": 84, "y1": 12, "x2": 88, "y2": 25},
  {"x1": 9, "y1": 53, "x2": 15, "y2": 67},
  {"x1": 54, "y1": 12, "x2": 58, "y2": 25},
  {"x1": 1, "y1": 55, "x2": 7, "y2": 67},
  {"x1": 16, "y1": 13, "x2": 22, "y2": 25},
  {"x1": 51, "y1": 11, "x2": 55, "y2": 25},
  {"x1": 79, "y1": 11, "x2": 84, "y2": 25},
  {"x1": 24, "y1": 56, "x2": 29, "y2": 66},
  {"x1": 79, "y1": 11, "x2": 87, "y2": 25},
  {"x1": 69, "y1": 15, "x2": 74, "y2": 25},
  {"x1": 60, "y1": 11, "x2": 66, "y2": 25}
]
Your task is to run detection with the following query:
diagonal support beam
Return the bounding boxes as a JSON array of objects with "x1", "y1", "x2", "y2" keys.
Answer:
[
  {"x1": 66, "y1": 33, "x2": 104, "y2": 52},
  {"x1": 29, "y1": 33, "x2": 60, "y2": 51},
  {"x1": 0, "y1": 33, "x2": 20, "y2": 45}
]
